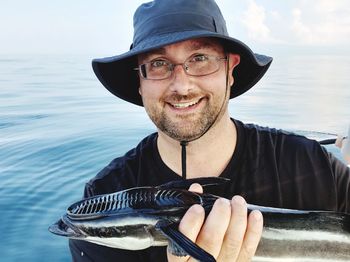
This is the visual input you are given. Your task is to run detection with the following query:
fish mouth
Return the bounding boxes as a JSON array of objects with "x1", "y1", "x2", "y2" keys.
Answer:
[{"x1": 48, "y1": 215, "x2": 84, "y2": 238}]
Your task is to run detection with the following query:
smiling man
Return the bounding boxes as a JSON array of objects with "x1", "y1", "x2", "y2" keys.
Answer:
[
  {"x1": 69, "y1": 0, "x2": 350, "y2": 261},
  {"x1": 138, "y1": 38, "x2": 236, "y2": 144},
  {"x1": 137, "y1": 38, "x2": 241, "y2": 180}
]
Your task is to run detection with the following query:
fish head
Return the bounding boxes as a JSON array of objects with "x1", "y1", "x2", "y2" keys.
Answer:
[
  {"x1": 48, "y1": 214, "x2": 84, "y2": 238},
  {"x1": 51, "y1": 213, "x2": 168, "y2": 249}
]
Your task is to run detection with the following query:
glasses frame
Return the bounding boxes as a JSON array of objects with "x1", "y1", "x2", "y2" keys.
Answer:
[{"x1": 134, "y1": 55, "x2": 227, "y2": 80}]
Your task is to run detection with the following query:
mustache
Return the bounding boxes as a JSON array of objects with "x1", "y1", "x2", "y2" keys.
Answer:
[{"x1": 163, "y1": 93, "x2": 203, "y2": 102}]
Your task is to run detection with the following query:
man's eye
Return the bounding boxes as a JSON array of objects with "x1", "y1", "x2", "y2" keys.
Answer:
[
  {"x1": 191, "y1": 55, "x2": 209, "y2": 62},
  {"x1": 150, "y1": 60, "x2": 168, "y2": 67}
]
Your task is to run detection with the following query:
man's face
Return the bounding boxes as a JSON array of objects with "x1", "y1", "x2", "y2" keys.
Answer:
[{"x1": 138, "y1": 38, "x2": 240, "y2": 142}]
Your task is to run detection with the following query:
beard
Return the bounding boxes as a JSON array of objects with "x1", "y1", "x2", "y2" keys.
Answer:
[{"x1": 144, "y1": 92, "x2": 226, "y2": 142}]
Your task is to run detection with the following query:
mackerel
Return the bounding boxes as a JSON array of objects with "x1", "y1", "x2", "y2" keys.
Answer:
[{"x1": 49, "y1": 177, "x2": 350, "y2": 262}]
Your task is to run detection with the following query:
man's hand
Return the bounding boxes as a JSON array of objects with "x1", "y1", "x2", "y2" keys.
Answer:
[{"x1": 167, "y1": 183, "x2": 263, "y2": 262}]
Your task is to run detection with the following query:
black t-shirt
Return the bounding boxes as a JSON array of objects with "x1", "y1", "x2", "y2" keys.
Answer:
[{"x1": 69, "y1": 119, "x2": 350, "y2": 261}]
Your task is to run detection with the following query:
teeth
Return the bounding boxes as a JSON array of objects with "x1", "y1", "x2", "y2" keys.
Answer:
[{"x1": 172, "y1": 100, "x2": 199, "y2": 108}]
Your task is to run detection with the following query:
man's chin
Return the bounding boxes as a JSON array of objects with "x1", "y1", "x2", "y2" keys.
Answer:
[
  {"x1": 162, "y1": 124, "x2": 208, "y2": 142},
  {"x1": 154, "y1": 111, "x2": 216, "y2": 141}
]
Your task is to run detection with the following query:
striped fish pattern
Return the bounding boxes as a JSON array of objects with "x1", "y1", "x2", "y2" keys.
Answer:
[{"x1": 49, "y1": 177, "x2": 350, "y2": 262}]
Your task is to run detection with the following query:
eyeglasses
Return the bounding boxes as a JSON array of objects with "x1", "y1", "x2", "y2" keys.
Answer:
[{"x1": 134, "y1": 54, "x2": 227, "y2": 80}]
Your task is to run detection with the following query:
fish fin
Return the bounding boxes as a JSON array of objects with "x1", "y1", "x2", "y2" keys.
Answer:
[
  {"x1": 167, "y1": 236, "x2": 189, "y2": 257},
  {"x1": 156, "y1": 221, "x2": 216, "y2": 262},
  {"x1": 158, "y1": 177, "x2": 229, "y2": 190}
]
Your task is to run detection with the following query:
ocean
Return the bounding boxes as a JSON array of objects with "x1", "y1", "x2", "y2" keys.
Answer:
[{"x1": 0, "y1": 53, "x2": 349, "y2": 261}]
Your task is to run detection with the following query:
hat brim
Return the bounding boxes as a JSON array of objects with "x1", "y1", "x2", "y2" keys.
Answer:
[{"x1": 92, "y1": 30, "x2": 273, "y2": 106}]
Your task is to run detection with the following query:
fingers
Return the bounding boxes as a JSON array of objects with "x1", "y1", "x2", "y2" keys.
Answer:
[
  {"x1": 168, "y1": 183, "x2": 263, "y2": 262},
  {"x1": 236, "y1": 210, "x2": 263, "y2": 262},
  {"x1": 167, "y1": 183, "x2": 205, "y2": 262},
  {"x1": 217, "y1": 196, "x2": 263, "y2": 262},
  {"x1": 190, "y1": 198, "x2": 231, "y2": 260},
  {"x1": 167, "y1": 204, "x2": 205, "y2": 262},
  {"x1": 217, "y1": 195, "x2": 248, "y2": 261},
  {"x1": 178, "y1": 204, "x2": 205, "y2": 242},
  {"x1": 188, "y1": 183, "x2": 203, "y2": 194}
]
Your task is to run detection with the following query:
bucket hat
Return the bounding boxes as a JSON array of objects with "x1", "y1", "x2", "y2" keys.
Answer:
[{"x1": 92, "y1": 0, "x2": 273, "y2": 106}]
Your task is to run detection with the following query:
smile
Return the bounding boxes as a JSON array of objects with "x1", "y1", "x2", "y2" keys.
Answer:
[{"x1": 170, "y1": 99, "x2": 201, "y2": 109}]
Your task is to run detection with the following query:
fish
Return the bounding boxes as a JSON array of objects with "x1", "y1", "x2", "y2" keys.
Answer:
[{"x1": 49, "y1": 177, "x2": 350, "y2": 262}]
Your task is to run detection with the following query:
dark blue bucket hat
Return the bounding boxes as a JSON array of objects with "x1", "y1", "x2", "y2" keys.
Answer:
[{"x1": 92, "y1": 0, "x2": 273, "y2": 106}]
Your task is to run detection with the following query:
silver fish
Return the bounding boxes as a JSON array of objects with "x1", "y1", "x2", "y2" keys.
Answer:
[{"x1": 49, "y1": 177, "x2": 350, "y2": 262}]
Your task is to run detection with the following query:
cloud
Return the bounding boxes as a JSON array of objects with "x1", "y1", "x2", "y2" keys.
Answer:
[
  {"x1": 291, "y1": 8, "x2": 313, "y2": 43},
  {"x1": 242, "y1": 0, "x2": 271, "y2": 41},
  {"x1": 237, "y1": 0, "x2": 350, "y2": 49},
  {"x1": 291, "y1": 0, "x2": 350, "y2": 45},
  {"x1": 241, "y1": 0, "x2": 285, "y2": 45}
]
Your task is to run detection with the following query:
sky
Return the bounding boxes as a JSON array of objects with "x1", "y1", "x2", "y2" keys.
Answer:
[{"x1": 1, "y1": 0, "x2": 350, "y2": 55}]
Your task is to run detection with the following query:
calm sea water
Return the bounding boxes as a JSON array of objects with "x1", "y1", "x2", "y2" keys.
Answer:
[{"x1": 0, "y1": 53, "x2": 349, "y2": 261}]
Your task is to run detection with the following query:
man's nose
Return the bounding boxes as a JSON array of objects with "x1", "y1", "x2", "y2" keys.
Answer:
[{"x1": 168, "y1": 64, "x2": 193, "y2": 94}]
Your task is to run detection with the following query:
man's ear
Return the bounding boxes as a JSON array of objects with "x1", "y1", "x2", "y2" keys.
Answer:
[
  {"x1": 138, "y1": 87, "x2": 142, "y2": 96},
  {"x1": 228, "y1": 53, "x2": 240, "y2": 86},
  {"x1": 229, "y1": 53, "x2": 240, "y2": 71}
]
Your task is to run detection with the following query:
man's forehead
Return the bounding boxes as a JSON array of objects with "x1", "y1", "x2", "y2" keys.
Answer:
[
  {"x1": 183, "y1": 38, "x2": 222, "y2": 50},
  {"x1": 139, "y1": 38, "x2": 223, "y2": 59}
]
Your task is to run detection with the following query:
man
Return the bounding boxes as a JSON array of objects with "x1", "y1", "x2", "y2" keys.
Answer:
[{"x1": 70, "y1": 0, "x2": 350, "y2": 261}]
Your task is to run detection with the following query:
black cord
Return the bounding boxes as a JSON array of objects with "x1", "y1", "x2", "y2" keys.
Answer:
[{"x1": 180, "y1": 141, "x2": 188, "y2": 179}]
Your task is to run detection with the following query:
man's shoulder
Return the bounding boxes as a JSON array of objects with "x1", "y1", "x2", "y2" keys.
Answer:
[
  {"x1": 234, "y1": 119, "x2": 329, "y2": 168},
  {"x1": 237, "y1": 119, "x2": 319, "y2": 149},
  {"x1": 85, "y1": 133, "x2": 158, "y2": 196}
]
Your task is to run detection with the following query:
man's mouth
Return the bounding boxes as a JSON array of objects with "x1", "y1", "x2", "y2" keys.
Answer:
[{"x1": 169, "y1": 98, "x2": 202, "y2": 109}]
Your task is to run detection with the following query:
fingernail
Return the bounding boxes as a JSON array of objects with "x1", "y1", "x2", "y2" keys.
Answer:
[
  {"x1": 190, "y1": 204, "x2": 203, "y2": 214},
  {"x1": 232, "y1": 195, "x2": 246, "y2": 205},
  {"x1": 218, "y1": 197, "x2": 231, "y2": 206},
  {"x1": 251, "y1": 210, "x2": 263, "y2": 221}
]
